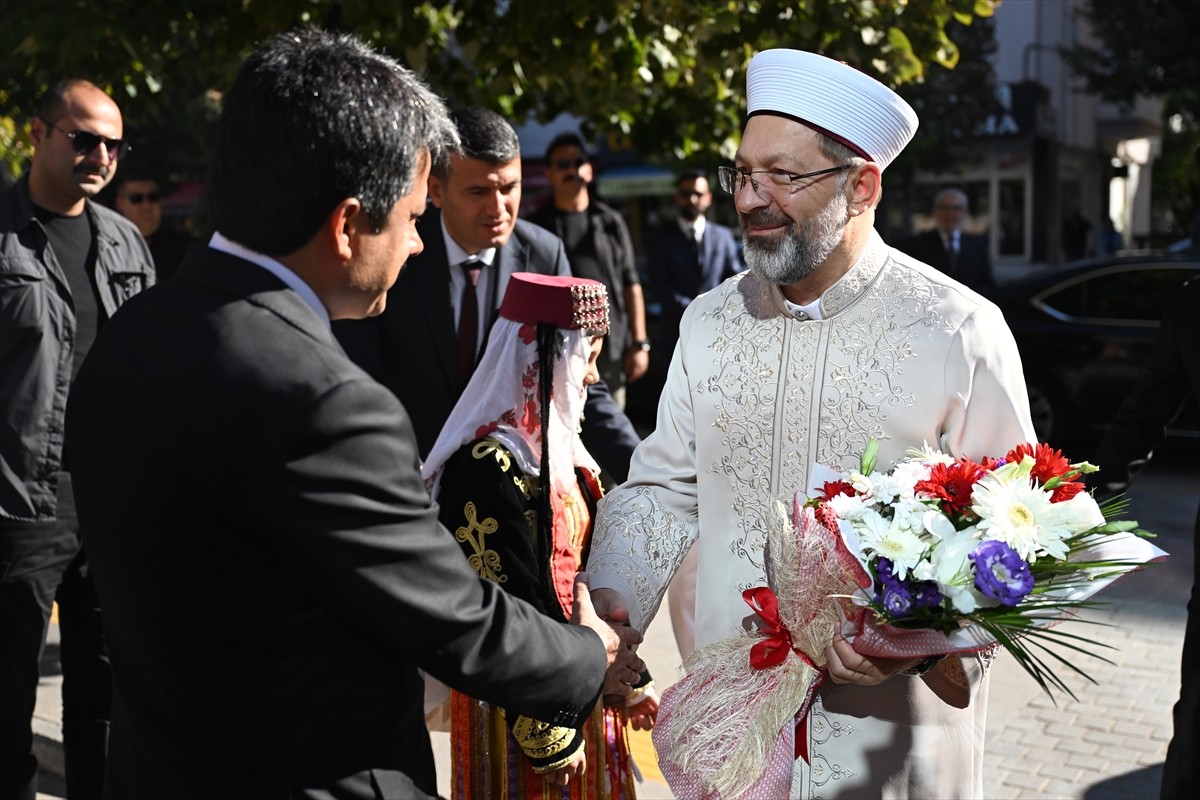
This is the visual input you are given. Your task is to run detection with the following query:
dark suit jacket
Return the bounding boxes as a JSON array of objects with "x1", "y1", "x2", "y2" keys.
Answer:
[
  {"x1": 65, "y1": 246, "x2": 608, "y2": 800},
  {"x1": 333, "y1": 211, "x2": 640, "y2": 479},
  {"x1": 1089, "y1": 277, "x2": 1200, "y2": 797},
  {"x1": 896, "y1": 228, "x2": 994, "y2": 293},
  {"x1": 647, "y1": 218, "x2": 741, "y2": 334}
]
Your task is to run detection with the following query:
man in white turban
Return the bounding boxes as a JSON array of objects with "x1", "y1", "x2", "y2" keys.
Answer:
[{"x1": 587, "y1": 49, "x2": 1035, "y2": 798}]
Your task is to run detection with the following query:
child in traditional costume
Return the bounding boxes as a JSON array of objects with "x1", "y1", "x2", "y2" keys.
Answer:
[{"x1": 423, "y1": 273, "x2": 655, "y2": 799}]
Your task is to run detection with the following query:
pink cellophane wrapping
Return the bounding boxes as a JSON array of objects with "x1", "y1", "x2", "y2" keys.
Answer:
[{"x1": 651, "y1": 496, "x2": 869, "y2": 799}]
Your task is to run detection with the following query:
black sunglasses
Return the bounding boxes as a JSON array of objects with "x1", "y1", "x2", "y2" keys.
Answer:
[
  {"x1": 553, "y1": 157, "x2": 588, "y2": 171},
  {"x1": 124, "y1": 192, "x2": 161, "y2": 205},
  {"x1": 41, "y1": 119, "x2": 130, "y2": 160}
]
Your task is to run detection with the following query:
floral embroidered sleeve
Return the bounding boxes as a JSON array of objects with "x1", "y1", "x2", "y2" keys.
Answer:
[{"x1": 435, "y1": 437, "x2": 584, "y2": 772}]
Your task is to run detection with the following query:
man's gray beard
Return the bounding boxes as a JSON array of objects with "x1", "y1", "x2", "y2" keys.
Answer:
[{"x1": 741, "y1": 190, "x2": 848, "y2": 286}]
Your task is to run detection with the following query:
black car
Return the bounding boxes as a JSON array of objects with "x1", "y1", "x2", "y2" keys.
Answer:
[{"x1": 990, "y1": 253, "x2": 1200, "y2": 452}]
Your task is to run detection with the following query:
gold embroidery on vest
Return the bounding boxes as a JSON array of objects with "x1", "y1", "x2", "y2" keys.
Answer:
[
  {"x1": 471, "y1": 439, "x2": 510, "y2": 471},
  {"x1": 510, "y1": 714, "x2": 577, "y2": 759},
  {"x1": 455, "y1": 502, "x2": 504, "y2": 584}
]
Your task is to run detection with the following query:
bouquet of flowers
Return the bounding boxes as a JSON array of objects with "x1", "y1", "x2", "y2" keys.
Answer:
[{"x1": 652, "y1": 440, "x2": 1165, "y2": 800}]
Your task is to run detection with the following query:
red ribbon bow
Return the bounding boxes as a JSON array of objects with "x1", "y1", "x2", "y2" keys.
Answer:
[{"x1": 742, "y1": 586, "x2": 824, "y2": 764}]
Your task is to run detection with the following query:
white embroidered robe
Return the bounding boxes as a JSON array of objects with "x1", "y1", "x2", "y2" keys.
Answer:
[{"x1": 589, "y1": 231, "x2": 1036, "y2": 799}]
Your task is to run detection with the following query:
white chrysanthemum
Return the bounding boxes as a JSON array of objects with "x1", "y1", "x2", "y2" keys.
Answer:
[
  {"x1": 871, "y1": 466, "x2": 924, "y2": 505},
  {"x1": 971, "y1": 472, "x2": 1079, "y2": 561},
  {"x1": 854, "y1": 508, "x2": 928, "y2": 579},
  {"x1": 906, "y1": 443, "x2": 956, "y2": 466},
  {"x1": 912, "y1": 525, "x2": 991, "y2": 613},
  {"x1": 891, "y1": 499, "x2": 930, "y2": 537},
  {"x1": 829, "y1": 491, "x2": 871, "y2": 521}
]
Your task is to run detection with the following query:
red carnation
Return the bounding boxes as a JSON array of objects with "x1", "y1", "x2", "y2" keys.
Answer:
[
  {"x1": 1006, "y1": 442, "x2": 1072, "y2": 483},
  {"x1": 818, "y1": 479, "x2": 858, "y2": 501},
  {"x1": 915, "y1": 460, "x2": 983, "y2": 516},
  {"x1": 1006, "y1": 443, "x2": 1085, "y2": 501}
]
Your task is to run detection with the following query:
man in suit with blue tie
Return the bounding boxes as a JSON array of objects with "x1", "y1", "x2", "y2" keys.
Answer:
[
  {"x1": 897, "y1": 187, "x2": 994, "y2": 293},
  {"x1": 647, "y1": 169, "x2": 742, "y2": 350}
]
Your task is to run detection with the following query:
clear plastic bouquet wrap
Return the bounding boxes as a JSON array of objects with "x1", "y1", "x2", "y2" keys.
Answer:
[{"x1": 652, "y1": 441, "x2": 1166, "y2": 800}]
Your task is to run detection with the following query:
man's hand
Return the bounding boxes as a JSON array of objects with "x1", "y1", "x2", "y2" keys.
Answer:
[
  {"x1": 571, "y1": 574, "x2": 644, "y2": 695},
  {"x1": 825, "y1": 633, "x2": 922, "y2": 686},
  {"x1": 624, "y1": 348, "x2": 649, "y2": 383},
  {"x1": 543, "y1": 749, "x2": 586, "y2": 787},
  {"x1": 588, "y1": 587, "x2": 631, "y2": 625}
]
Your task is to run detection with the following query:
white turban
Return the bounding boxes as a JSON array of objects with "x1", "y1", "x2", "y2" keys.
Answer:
[{"x1": 747, "y1": 49, "x2": 918, "y2": 170}]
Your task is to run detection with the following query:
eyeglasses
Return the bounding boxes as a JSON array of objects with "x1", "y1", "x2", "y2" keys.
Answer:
[
  {"x1": 553, "y1": 157, "x2": 588, "y2": 171},
  {"x1": 717, "y1": 164, "x2": 851, "y2": 196},
  {"x1": 41, "y1": 119, "x2": 130, "y2": 161},
  {"x1": 123, "y1": 192, "x2": 161, "y2": 205}
]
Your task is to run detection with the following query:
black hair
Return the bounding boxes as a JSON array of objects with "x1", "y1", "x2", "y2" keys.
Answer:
[
  {"x1": 544, "y1": 132, "x2": 588, "y2": 164},
  {"x1": 432, "y1": 106, "x2": 520, "y2": 180},
  {"x1": 208, "y1": 27, "x2": 458, "y2": 256},
  {"x1": 535, "y1": 322, "x2": 559, "y2": 571},
  {"x1": 675, "y1": 168, "x2": 708, "y2": 188}
]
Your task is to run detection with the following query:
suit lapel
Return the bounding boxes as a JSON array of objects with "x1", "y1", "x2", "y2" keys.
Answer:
[
  {"x1": 478, "y1": 234, "x2": 531, "y2": 363},
  {"x1": 411, "y1": 216, "x2": 458, "y2": 388}
]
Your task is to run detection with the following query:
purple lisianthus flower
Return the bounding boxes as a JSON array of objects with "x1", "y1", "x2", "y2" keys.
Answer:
[
  {"x1": 875, "y1": 557, "x2": 900, "y2": 587},
  {"x1": 970, "y1": 539, "x2": 1035, "y2": 606},
  {"x1": 873, "y1": 558, "x2": 900, "y2": 604},
  {"x1": 882, "y1": 584, "x2": 914, "y2": 618},
  {"x1": 912, "y1": 581, "x2": 944, "y2": 610}
]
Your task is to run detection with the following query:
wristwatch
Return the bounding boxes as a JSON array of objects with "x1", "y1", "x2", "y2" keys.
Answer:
[{"x1": 630, "y1": 339, "x2": 651, "y2": 353}]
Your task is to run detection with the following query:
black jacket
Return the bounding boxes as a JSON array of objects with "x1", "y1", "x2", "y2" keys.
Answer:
[
  {"x1": 1, "y1": 174, "x2": 154, "y2": 521},
  {"x1": 65, "y1": 245, "x2": 608, "y2": 799}
]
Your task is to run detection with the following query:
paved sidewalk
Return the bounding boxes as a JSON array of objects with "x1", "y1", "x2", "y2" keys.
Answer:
[{"x1": 34, "y1": 452, "x2": 1193, "y2": 799}]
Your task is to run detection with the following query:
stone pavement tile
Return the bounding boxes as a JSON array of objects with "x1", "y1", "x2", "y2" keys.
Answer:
[
  {"x1": 1045, "y1": 721, "x2": 1085, "y2": 739},
  {"x1": 1082, "y1": 729, "x2": 1131, "y2": 748},
  {"x1": 987, "y1": 741, "x2": 1029, "y2": 759},
  {"x1": 1065, "y1": 752, "x2": 1111, "y2": 771},
  {"x1": 1053, "y1": 738, "x2": 1098, "y2": 756},
  {"x1": 1037, "y1": 761, "x2": 1083, "y2": 782},
  {"x1": 1002, "y1": 770, "x2": 1048, "y2": 792},
  {"x1": 1114, "y1": 722, "x2": 1157, "y2": 741},
  {"x1": 1041, "y1": 777, "x2": 1081, "y2": 797}
]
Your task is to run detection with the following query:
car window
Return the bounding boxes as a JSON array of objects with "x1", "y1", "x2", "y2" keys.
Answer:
[{"x1": 1038, "y1": 265, "x2": 1200, "y2": 325}]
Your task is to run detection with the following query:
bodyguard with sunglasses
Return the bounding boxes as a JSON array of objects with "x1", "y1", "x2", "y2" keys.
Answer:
[
  {"x1": 114, "y1": 170, "x2": 197, "y2": 281},
  {"x1": 528, "y1": 134, "x2": 649, "y2": 409},
  {"x1": 0, "y1": 78, "x2": 153, "y2": 800}
]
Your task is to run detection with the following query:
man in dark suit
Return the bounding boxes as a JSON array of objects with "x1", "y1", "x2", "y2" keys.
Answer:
[
  {"x1": 63, "y1": 29, "x2": 642, "y2": 800},
  {"x1": 1090, "y1": 277, "x2": 1200, "y2": 799},
  {"x1": 897, "y1": 187, "x2": 994, "y2": 293},
  {"x1": 647, "y1": 169, "x2": 742, "y2": 347},
  {"x1": 333, "y1": 107, "x2": 640, "y2": 479}
]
